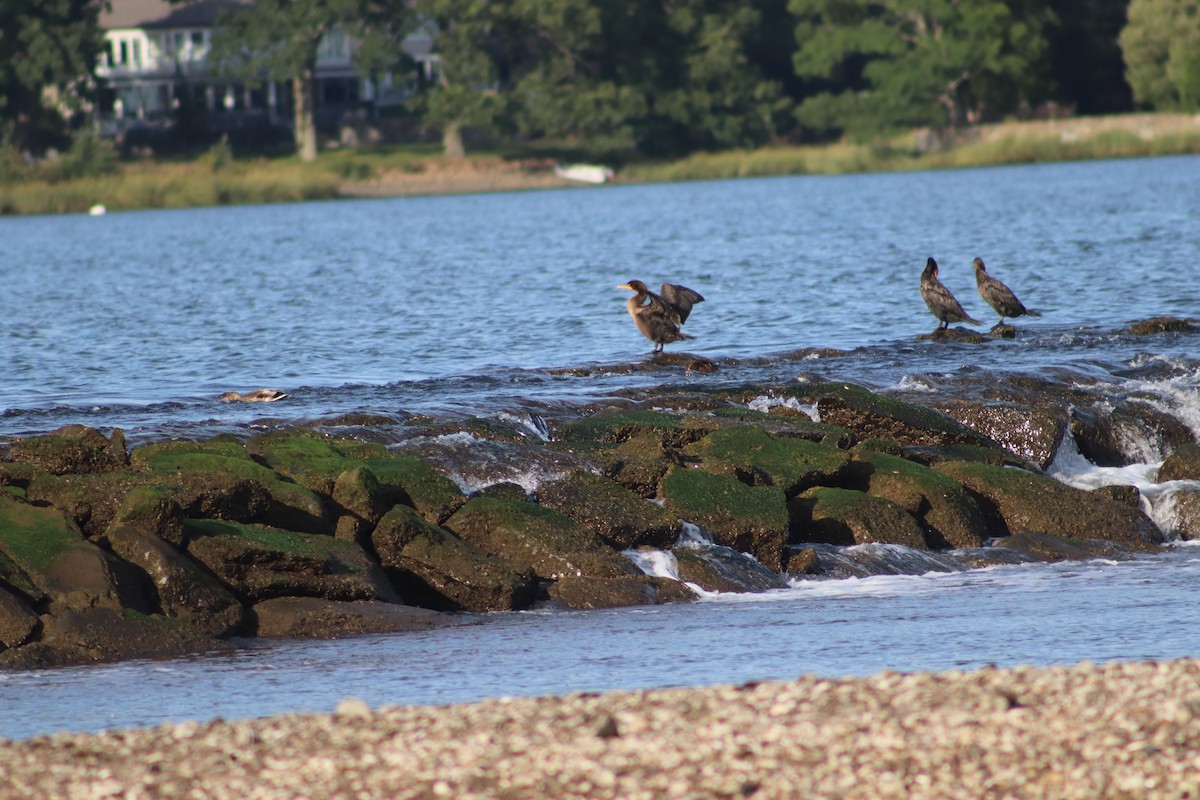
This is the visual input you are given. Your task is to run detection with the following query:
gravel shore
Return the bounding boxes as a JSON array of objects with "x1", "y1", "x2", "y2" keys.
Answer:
[{"x1": 4, "y1": 658, "x2": 1200, "y2": 799}]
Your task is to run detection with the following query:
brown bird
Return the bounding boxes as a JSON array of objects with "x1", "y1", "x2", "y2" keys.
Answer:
[
  {"x1": 974, "y1": 257, "x2": 1041, "y2": 325},
  {"x1": 219, "y1": 389, "x2": 288, "y2": 403},
  {"x1": 920, "y1": 257, "x2": 981, "y2": 331},
  {"x1": 618, "y1": 280, "x2": 704, "y2": 352}
]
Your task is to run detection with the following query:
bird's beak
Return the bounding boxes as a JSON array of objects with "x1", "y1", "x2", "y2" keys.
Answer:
[{"x1": 617, "y1": 283, "x2": 633, "y2": 291}]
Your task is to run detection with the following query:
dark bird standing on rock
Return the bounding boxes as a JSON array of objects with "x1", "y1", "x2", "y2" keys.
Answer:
[
  {"x1": 920, "y1": 257, "x2": 981, "y2": 330},
  {"x1": 618, "y1": 280, "x2": 705, "y2": 352},
  {"x1": 974, "y1": 257, "x2": 1041, "y2": 326}
]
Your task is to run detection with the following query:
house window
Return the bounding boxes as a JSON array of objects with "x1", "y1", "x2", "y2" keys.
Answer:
[
  {"x1": 131, "y1": 39, "x2": 142, "y2": 67},
  {"x1": 118, "y1": 40, "x2": 128, "y2": 65}
]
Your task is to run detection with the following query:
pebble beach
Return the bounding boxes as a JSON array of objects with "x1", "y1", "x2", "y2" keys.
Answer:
[{"x1": 3, "y1": 658, "x2": 1199, "y2": 799}]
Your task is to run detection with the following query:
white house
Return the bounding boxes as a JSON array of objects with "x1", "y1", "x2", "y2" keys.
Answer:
[{"x1": 96, "y1": 0, "x2": 436, "y2": 139}]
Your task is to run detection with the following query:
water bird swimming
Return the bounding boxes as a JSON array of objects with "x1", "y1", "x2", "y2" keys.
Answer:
[
  {"x1": 618, "y1": 280, "x2": 705, "y2": 353},
  {"x1": 974, "y1": 257, "x2": 1041, "y2": 325},
  {"x1": 920, "y1": 257, "x2": 981, "y2": 331},
  {"x1": 219, "y1": 389, "x2": 288, "y2": 403}
]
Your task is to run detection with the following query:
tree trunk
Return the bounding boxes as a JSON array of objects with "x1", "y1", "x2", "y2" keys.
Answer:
[
  {"x1": 442, "y1": 120, "x2": 465, "y2": 158},
  {"x1": 293, "y1": 66, "x2": 318, "y2": 162}
]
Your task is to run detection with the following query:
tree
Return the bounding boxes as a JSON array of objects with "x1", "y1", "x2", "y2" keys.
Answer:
[
  {"x1": 0, "y1": 0, "x2": 106, "y2": 154},
  {"x1": 789, "y1": 0, "x2": 1054, "y2": 139},
  {"x1": 1045, "y1": 0, "x2": 1132, "y2": 115},
  {"x1": 1120, "y1": 0, "x2": 1200, "y2": 111},
  {"x1": 206, "y1": 0, "x2": 412, "y2": 161}
]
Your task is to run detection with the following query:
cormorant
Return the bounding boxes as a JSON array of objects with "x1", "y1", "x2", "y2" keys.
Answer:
[
  {"x1": 974, "y1": 257, "x2": 1041, "y2": 325},
  {"x1": 920, "y1": 257, "x2": 981, "y2": 330},
  {"x1": 618, "y1": 280, "x2": 704, "y2": 352}
]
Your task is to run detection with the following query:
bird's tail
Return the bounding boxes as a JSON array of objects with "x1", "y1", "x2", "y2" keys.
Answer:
[
  {"x1": 1025, "y1": 309, "x2": 1043, "y2": 317},
  {"x1": 966, "y1": 315, "x2": 983, "y2": 326}
]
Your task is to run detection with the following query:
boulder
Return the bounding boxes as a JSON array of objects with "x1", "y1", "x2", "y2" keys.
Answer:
[
  {"x1": 0, "y1": 607, "x2": 221, "y2": 669},
  {"x1": 672, "y1": 546, "x2": 790, "y2": 593},
  {"x1": 1072, "y1": 402, "x2": 1195, "y2": 467},
  {"x1": 251, "y1": 597, "x2": 446, "y2": 639},
  {"x1": 110, "y1": 485, "x2": 187, "y2": 547},
  {"x1": 991, "y1": 530, "x2": 1129, "y2": 561},
  {"x1": 444, "y1": 497, "x2": 637, "y2": 581},
  {"x1": 537, "y1": 470, "x2": 680, "y2": 549},
  {"x1": 1158, "y1": 443, "x2": 1200, "y2": 482},
  {"x1": 930, "y1": 400, "x2": 1067, "y2": 470},
  {"x1": 105, "y1": 525, "x2": 246, "y2": 637},
  {"x1": 934, "y1": 461, "x2": 1164, "y2": 549},
  {"x1": 184, "y1": 518, "x2": 401, "y2": 603},
  {"x1": 0, "y1": 585, "x2": 40, "y2": 649},
  {"x1": 685, "y1": 426, "x2": 853, "y2": 497},
  {"x1": 659, "y1": 467, "x2": 789, "y2": 571},
  {"x1": 5, "y1": 425, "x2": 126, "y2": 474},
  {"x1": 792, "y1": 487, "x2": 929, "y2": 549},
  {"x1": 849, "y1": 450, "x2": 989, "y2": 549},
  {"x1": 552, "y1": 408, "x2": 722, "y2": 450},
  {"x1": 372, "y1": 505, "x2": 537, "y2": 611},
  {"x1": 24, "y1": 471, "x2": 147, "y2": 539},
  {"x1": 132, "y1": 439, "x2": 330, "y2": 533},
  {"x1": 1125, "y1": 316, "x2": 1196, "y2": 335},
  {"x1": 247, "y1": 433, "x2": 467, "y2": 524},
  {"x1": 1154, "y1": 487, "x2": 1200, "y2": 541},
  {"x1": 546, "y1": 574, "x2": 696, "y2": 609},
  {"x1": 332, "y1": 466, "x2": 390, "y2": 524}
]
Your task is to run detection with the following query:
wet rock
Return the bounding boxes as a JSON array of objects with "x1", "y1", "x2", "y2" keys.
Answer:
[
  {"x1": 0, "y1": 494, "x2": 124, "y2": 613},
  {"x1": 660, "y1": 467, "x2": 789, "y2": 571},
  {"x1": 1156, "y1": 488, "x2": 1200, "y2": 540},
  {"x1": 1091, "y1": 484, "x2": 1143, "y2": 511},
  {"x1": 24, "y1": 471, "x2": 147, "y2": 539},
  {"x1": 673, "y1": 546, "x2": 790, "y2": 592},
  {"x1": 899, "y1": 443, "x2": 1028, "y2": 468},
  {"x1": 794, "y1": 381, "x2": 994, "y2": 448},
  {"x1": 1125, "y1": 316, "x2": 1197, "y2": 335},
  {"x1": 546, "y1": 574, "x2": 697, "y2": 610},
  {"x1": 332, "y1": 467, "x2": 389, "y2": 524},
  {"x1": 685, "y1": 426, "x2": 854, "y2": 497},
  {"x1": 444, "y1": 497, "x2": 638, "y2": 582},
  {"x1": 5, "y1": 425, "x2": 126, "y2": 474},
  {"x1": 247, "y1": 433, "x2": 467, "y2": 524},
  {"x1": 934, "y1": 461, "x2": 1163, "y2": 549},
  {"x1": 552, "y1": 408, "x2": 721, "y2": 450},
  {"x1": 105, "y1": 525, "x2": 246, "y2": 637},
  {"x1": 1157, "y1": 443, "x2": 1200, "y2": 482},
  {"x1": 372, "y1": 505, "x2": 537, "y2": 611},
  {"x1": 785, "y1": 546, "x2": 820, "y2": 574},
  {"x1": 930, "y1": 400, "x2": 1067, "y2": 469},
  {"x1": 792, "y1": 487, "x2": 929, "y2": 550},
  {"x1": 849, "y1": 450, "x2": 989, "y2": 549},
  {"x1": 538, "y1": 470, "x2": 679, "y2": 549},
  {"x1": 0, "y1": 607, "x2": 222, "y2": 669},
  {"x1": 1072, "y1": 402, "x2": 1195, "y2": 467},
  {"x1": 250, "y1": 597, "x2": 446, "y2": 639},
  {"x1": 0, "y1": 585, "x2": 40, "y2": 648},
  {"x1": 916, "y1": 327, "x2": 989, "y2": 343},
  {"x1": 991, "y1": 530, "x2": 1130, "y2": 561},
  {"x1": 0, "y1": 548, "x2": 45, "y2": 607},
  {"x1": 133, "y1": 439, "x2": 330, "y2": 533},
  {"x1": 184, "y1": 518, "x2": 401, "y2": 603},
  {"x1": 476, "y1": 482, "x2": 530, "y2": 502}
]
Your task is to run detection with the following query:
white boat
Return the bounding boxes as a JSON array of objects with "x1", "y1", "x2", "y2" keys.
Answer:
[
  {"x1": 554, "y1": 164, "x2": 615, "y2": 184},
  {"x1": 87, "y1": 204, "x2": 107, "y2": 216}
]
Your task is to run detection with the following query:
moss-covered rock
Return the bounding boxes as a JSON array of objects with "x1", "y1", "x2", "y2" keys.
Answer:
[
  {"x1": 1126, "y1": 316, "x2": 1197, "y2": 335},
  {"x1": 685, "y1": 426, "x2": 853, "y2": 497},
  {"x1": 538, "y1": 470, "x2": 680, "y2": 549},
  {"x1": 672, "y1": 546, "x2": 790, "y2": 593},
  {"x1": 660, "y1": 467, "x2": 789, "y2": 571},
  {"x1": 372, "y1": 505, "x2": 537, "y2": 611},
  {"x1": 0, "y1": 494, "x2": 124, "y2": 613},
  {"x1": 332, "y1": 466, "x2": 389, "y2": 523},
  {"x1": 934, "y1": 461, "x2": 1164, "y2": 549},
  {"x1": 0, "y1": 585, "x2": 40, "y2": 649},
  {"x1": 546, "y1": 574, "x2": 697, "y2": 609},
  {"x1": 553, "y1": 409, "x2": 722, "y2": 450},
  {"x1": 5, "y1": 425, "x2": 126, "y2": 475},
  {"x1": 132, "y1": 439, "x2": 329, "y2": 533},
  {"x1": 110, "y1": 485, "x2": 186, "y2": 547},
  {"x1": 849, "y1": 450, "x2": 989, "y2": 549},
  {"x1": 105, "y1": 525, "x2": 246, "y2": 637},
  {"x1": 24, "y1": 471, "x2": 148, "y2": 539},
  {"x1": 793, "y1": 487, "x2": 929, "y2": 549},
  {"x1": 183, "y1": 518, "x2": 400, "y2": 603},
  {"x1": 250, "y1": 597, "x2": 446, "y2": 639},
  {"x1": 444, "y1": 497, "x2": 637, "y2": 582},
  {"x1": 247, "y1": 433, "x2": 466, "y2": 524}
]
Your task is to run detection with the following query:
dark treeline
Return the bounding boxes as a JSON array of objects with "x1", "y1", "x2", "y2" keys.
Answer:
[{"x1": 2, "y1": 0, "x2": 1198, "y2": 164}]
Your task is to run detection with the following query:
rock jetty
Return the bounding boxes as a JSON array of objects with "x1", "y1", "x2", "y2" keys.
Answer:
[{"x1": 0, "y1": 369, "x2": 1189, "y2": 669}]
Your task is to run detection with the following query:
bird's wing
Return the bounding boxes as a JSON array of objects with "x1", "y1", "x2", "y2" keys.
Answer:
[
  {"x1": 660, "y1": 284, "x2": 704, "y2": 324},
  {"x1": 644, "y1": 289, "x2": 684, "y2": 326}
]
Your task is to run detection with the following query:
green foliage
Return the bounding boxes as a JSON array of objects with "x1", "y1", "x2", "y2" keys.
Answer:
[
  {"x1": 790, "y1": 0, "x2": 1055, "y2": 138},
  {"x1": 1121, "y1": 0, "x2": 1200, "y2": 110},
  {"x1": 45, "y1": 134, "x2": 118, "y2": 182}
]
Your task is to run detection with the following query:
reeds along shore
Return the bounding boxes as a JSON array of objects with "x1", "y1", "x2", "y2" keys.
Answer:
[
  {"x1": 2, "y1": 658, "x2": 1199, "y2": 799},
  {"x1": 3, "y1": 113, "x2": 1199, "y2": 217}
]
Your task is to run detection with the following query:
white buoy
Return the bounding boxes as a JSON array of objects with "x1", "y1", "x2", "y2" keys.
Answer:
[{"x1": 87, "y1": 204, "x2": 107, "y2": 216}]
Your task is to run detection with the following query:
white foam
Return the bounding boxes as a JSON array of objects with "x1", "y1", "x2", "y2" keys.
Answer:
[
  {"x1": 623, "y1": 549, "x2": 680, "y2": 580},
  {"x1": 747, "y1": 394, "x2": 819, "y2": 421},
  {"x1": 496, "y1": 412, "x2": 551, "y2": 441}
]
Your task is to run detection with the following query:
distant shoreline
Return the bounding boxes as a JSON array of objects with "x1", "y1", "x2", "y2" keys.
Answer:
[
  {"x1": 2, "y1": 112, "x2": 1199, "y2": 217},
  {"x1": 2, "y1": 658, "x2": 1197, "y2": 798}
]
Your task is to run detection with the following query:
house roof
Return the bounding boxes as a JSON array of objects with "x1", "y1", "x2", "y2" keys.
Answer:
[{"x1": 100, "y1": 0, "x2": 247, "y2": 31}]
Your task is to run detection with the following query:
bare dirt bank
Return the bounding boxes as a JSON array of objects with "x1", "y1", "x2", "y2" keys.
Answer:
[
  {"x1": 339, "y1": 157, "x2": 584, "y2": 197},
  {"x1": 4, "y1": 658, "x2": 1199, "y2": 799}
]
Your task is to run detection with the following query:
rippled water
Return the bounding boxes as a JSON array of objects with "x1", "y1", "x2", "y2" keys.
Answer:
[{"x1": 2, "y1": 155, "x2": 1200, "y2": 740}]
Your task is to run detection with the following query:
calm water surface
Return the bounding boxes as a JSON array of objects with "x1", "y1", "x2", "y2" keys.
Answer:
[{"x1": 2, "y1": 155, "x2": 1200, "y2": 740}]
